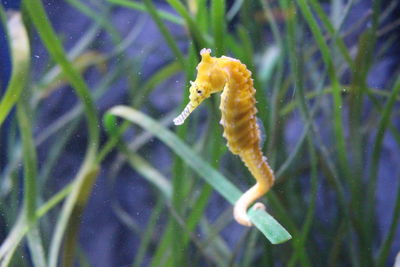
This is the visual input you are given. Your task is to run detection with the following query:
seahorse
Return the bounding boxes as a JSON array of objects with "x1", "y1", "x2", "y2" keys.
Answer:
[{"x1": 173, "y1": 48, "x2": 275, "y2": 227}]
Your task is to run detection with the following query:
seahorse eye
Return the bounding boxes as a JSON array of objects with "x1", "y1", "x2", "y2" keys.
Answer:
[{"x1": 197, "y1": 89, "x2": 202, "y2": 94}]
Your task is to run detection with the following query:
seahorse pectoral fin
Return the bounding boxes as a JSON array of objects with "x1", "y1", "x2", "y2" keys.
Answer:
[{"x1": 173, "y1": 102, "x2": 196, "y2": 125}]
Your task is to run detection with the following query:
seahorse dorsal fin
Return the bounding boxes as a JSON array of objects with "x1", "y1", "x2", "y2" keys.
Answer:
[{"x1": 200, "y1": 48, "x2": 212, "y2": 61}]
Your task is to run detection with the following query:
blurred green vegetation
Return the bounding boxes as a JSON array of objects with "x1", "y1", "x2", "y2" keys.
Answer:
[{"x1": 1, "y1": 0, "x2": 400, "y2": 266}]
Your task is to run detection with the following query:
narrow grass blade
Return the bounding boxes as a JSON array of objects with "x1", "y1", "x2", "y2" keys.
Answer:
[
  {"x1": 23, "y1": 0, "x2": 99, "y2": 155},
  {"x1": 107, "y1": 105, "x2": 292, "y2": 244},
  {"x1": 0, "y1": 215, "x2": 26, "y2": 267},
  {"x1": 227, "y1": 0, "x2": 245, "y2": 21},
  {"x1": 143, "y1": 0, "x2": 186, "y2": 69},
  {"x1": 61, "y1": 167, "x2": 99, "y2": 267},
  {"x1": 26, "y1": 227, "x2": 46, "y2": 267},
  {"x1": 132, "y1": 200, "x2": 163, "y2": 267},
  {"x1": 17, "y1": 99, "x2": 47, "y2": 267},
  {"x1": 123, "y1": 151, "x2": 172, "y2": 199},
  {"x1": 48, "y1": 165, "x2": 99, "y2": 267},
  {"x1": 257, "y1": 46, "x2": 281, "y2": 85},
  {"x1": 211, "y1": 0, "x2": 226, "y2": 56},
  {"x1": 22, "y1": 1, "x2": 102, "y2": 265},
  {"x1": 0, "y1": 183, "x2": 73, "y2": 265},
  {"x1": 366, "y1": 75, "x2": 400, "y2": 240},
  {"x1": 0, "y1": 10, "x2": 45, "y2": 267},
  {"x1": 107, "y1": 0, "x2": 184, "y2": 25},
  {"x1": 132, "y1": 62, "x2": 181, "y2": 107},
  {"x1": 66, "y1": 0, "x2": 120, "y2": 43},
  {"x1": 150, "y1": 222, "x2": 173, "y2": 267},
  {"x1": 16, "y1": 102, "x2": 37, "y2": 221},
  {"x1": 0, "y1": 12, "x2": 30, "y2": 126},
  {"x1": 297, "y1": 0, "x2": 350, "y2": 190},
  {"x1": 376, "y1": 177, "x2": 400, "y2": 267},
  {"x1": 165, "y1": 0, "x2": 210, "y2": 48},
  {"x1": 308, "y1": 0, "x2": 355, "y2": 71}
]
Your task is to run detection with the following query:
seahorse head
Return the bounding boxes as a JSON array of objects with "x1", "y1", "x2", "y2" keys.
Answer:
[{"x1": 174, "y1": 48, "x2": 227, "y2": 125}]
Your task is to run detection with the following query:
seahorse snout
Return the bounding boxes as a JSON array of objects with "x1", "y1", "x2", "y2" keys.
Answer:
[{"x1": 173, "y1": 102, "x2": 194, "y2": 125}]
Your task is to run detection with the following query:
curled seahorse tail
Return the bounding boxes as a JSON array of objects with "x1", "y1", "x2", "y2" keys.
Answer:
[
  {"x1": 234, "y1": 183, "x2": 267, "y2": 226},
  {"x1": 234, "y1": 146, "x2": 275, "y2": 226}
]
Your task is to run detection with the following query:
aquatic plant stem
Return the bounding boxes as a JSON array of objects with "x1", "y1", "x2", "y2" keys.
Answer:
[
  {"x1": 297, "y1": 0, "x2": 350, "y2": 189},
  {"x1": 23, "y1": 1, "x2": 100, "y2": 266},
  {"x1": 0, "y1": 12, "x2": 30, "y2": 126}
]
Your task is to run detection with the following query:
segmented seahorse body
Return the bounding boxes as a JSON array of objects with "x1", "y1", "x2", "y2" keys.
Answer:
[{"x1": 174, "y1": 48, "x2": 275, "y2": 227}]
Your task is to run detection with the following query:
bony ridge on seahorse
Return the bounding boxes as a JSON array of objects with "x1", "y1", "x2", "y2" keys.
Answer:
[{"x1": 174, "y1": 48, "x2": 275, "y2": 227}]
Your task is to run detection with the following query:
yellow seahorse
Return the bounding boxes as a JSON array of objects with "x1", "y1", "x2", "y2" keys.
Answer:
[{"x1": 174, "y1": 48, "x2": 275, "y2": 226}]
